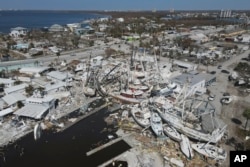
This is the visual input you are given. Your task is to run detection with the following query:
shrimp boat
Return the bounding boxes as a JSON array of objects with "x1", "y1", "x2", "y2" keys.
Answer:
[
  {"x1": 191, "y1": 143, "x2": 227, "y2": 160},
  {"x1": 163, "y1": 124, "x2": 182, "y2": 142},
  {"x1": 34, "y1": 123, "x2": 42, "y2": 141},
  {"x1": 150, "y1": 111, "x2": 165, "y2": 137},
  {"x1": 153, "y1": 97, "x2": 227, "y2": 143},
  {"x1": 180, "y1": 134, "x2": 194, "y2": 159}
]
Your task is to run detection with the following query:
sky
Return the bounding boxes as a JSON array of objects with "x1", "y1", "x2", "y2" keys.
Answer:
[{"x1": 0, "y1": 0, "x2": 249, "y2": 10}]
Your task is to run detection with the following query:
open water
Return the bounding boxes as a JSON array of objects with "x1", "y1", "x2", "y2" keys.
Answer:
[{"x1": 0, "y1": 10, "x2": 107, "y2": 33}]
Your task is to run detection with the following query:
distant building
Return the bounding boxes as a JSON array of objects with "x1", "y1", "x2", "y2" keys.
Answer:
[
  {"x1": 49, "y1": 24, "x2": 64, "y2": 32},
  {"x1": 4, "y1": 83, "x2": 28, "y2": 95},
  {"x1": 220, "y1": 9, "x2": 232, "y2": 18},
  {"x1": 9, "y1": 27, "x2": 28, "y2": 38},
  {"x1": 19, "y1": 66, "x2": 52, "y2": 77},
  {"x1": 46, "y1": 71, "x2": 73, "y2": 82},
  {"x1": 0, "y1": 78, "x2": 15, "y2": 88}
]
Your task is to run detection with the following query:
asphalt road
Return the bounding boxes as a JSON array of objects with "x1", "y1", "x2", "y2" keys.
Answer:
[{"x1": 0, "y1": 46, "x2": 106, "y2": 68}]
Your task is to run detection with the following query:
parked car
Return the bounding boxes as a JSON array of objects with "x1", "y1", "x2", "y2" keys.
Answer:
[
  {"x1": 210, "y1": 71, "x2": 216, "y2": 75},
  {"x1": 241, "y1": 57, "x2": 250, "y2": 61},
  {"x1": 221, "y1": 70, "x2": 230, "y2": 74},
  {"x1": 208, "y1": 94, "x2": 215, "y2": 101}
]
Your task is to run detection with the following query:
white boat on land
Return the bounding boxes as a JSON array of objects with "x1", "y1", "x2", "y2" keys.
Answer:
[
  {"x1": 130, "y1": 106, "x2": 150, "y2": 128},
  {"x1": 153, "y1": 97, "x2": 226, "y2": 143},
  {"x1": 83, "y1": 86, "x2": 96, "y2": 97},
  {"x1": 221, "y1": 96, "x2": 233, "y2": 104},
  {"x1": 150, "y1": 111, "x2": 165, "y2": 137},
  {"x1": 163, "y1": 124, "x2": 182, "y2": 142},
  {"x1": 180, "y1": 134, "x2": 194, "y2": 159},
  {"x1": 34, "y1": 123, "x2": 42, "y2": 141},
  {"x1": 191, "y1": 143, "x2": 227, "y2": 160}
]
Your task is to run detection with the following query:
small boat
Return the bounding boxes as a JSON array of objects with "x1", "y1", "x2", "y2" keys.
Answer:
[
  {"x1": 83, "y1": 86, "x2": 96, "y2": 97},
  {"x1": 150, "y1": 112, "x2": 165, "y2": 137},
  {"x1": 180, "y1": 134, "x2": 194, "y2": 159},
  {"x1": 221, "y1": 96, "x2": 233, "y2": 104},
  {"x1": 130, "y1": 106, "x2": 150, "y2": 128},
  {"x1": 34, "y1": 123, "x2": 42, "y2": 141},
  {"x1": 191, "y1": 143, "x2": 227, "y2": 160},
  {"x1": 163, "y1": 124, "x2": 182, "y2": 142}
]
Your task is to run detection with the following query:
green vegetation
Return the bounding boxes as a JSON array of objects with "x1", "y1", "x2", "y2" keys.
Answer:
[
  {"x1": 243, "y1": 108, "x2": 250, "y2": 129},
  {"x1": 14, "y1": 80, "x2": 23, "y2": 85},
  {"x1": 234, "y1": 62, "x2": 250, "y2": 74},
  {"x1": 25, "y1": 85, "x2": 34, "y2": 96},
  {"x1": 17, "y1": 101, "x2": 24, "y2": 108}
]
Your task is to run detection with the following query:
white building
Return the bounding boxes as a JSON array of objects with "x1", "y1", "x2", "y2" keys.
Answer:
[
  {"x1": 0, "y1": 78, "x2": 15, "y2": 88},
  {"x1": 90, "y1": 56, "x2": 103, "y2": 67},
  {"x1": 117, "y1": 18, "x2": 125, "y2": 22},
  {"x1": 4, "y1": 83, "x2": 28, "y2": 95},
  {"x1": 2, "y1": 92, "x2": 26, "y2": 108},
  {"x1": 47, "y1": 71, "x2": 73, "y2": 82},
  {"x1": 49, "y1": 24, "x2": 64, "y2": 32},
  {"x1": 171, "y1": 72, "x2": 206, "y2": 97},
  {"x1": 19, "y1": 66, "x2": 51, "y2": 77},
  {"x1": 9, "y1": 27, "x2": 28, "y2": 38},
  {"x1": 173, "y1": 60, "x2": 197, "y2": 71},
  {"x1": 14, "y1": 95, "x2": 56, "y2": 120}
]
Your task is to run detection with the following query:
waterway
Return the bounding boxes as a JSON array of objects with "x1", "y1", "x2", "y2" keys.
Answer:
[{"x1": 0, "y1": 109, "x2": 130, "y2": 167}]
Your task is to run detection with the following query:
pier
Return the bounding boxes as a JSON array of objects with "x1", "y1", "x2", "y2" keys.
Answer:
[
  {"x1": 86, "y1": 137, "x2": 123, "y2": 156},
  {"x1": 58, "y1": 103, "x2": 109, "y2": 132},
  {"x1": 86, "y1": 133, "x2": 134, "y2": 156}
]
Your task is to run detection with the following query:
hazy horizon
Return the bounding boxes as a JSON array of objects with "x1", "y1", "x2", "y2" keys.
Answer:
[{"x1": 0, "y1": 0, "x2": 250, "y2": 11}]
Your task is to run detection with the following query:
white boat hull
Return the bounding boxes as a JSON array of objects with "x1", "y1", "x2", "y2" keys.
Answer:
[
  {"x1": 192, "y1": 143, "x2": 227, "y2": 160},
  {"x1": 157, "y1": 108, "x2": 225, "y2": 143},
  {"x1": 34, "y1": 123, "x2": 42, "y2": 141},
  {"x1": 180, "y1": 134, "x2": 194, "y2": 159},
  {"x1": 150, "y1": 112, "x2": 165, "y2": 137},
  {"x1": 163, "y1": 124, "x2": 182, "y2": 142}
]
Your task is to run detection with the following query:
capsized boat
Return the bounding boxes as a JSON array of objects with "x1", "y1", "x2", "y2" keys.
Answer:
[
  {"x1": 34, "y1": 123, "x2": 42, "y2": 141},
  {"x1": 191, "y1": 143, "x2": 227, "y2": 160},
  {"x1": 180, "y1": 134, "x2": 194, "y2": 159},
  {"x1": 150, "y1": 111, "x2": 165, "y2": 137},
  {"x1": 163, "y1": 124, "x2": 182, "y2": 142}
]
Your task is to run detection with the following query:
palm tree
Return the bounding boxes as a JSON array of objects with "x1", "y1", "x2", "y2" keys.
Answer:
[
  {"x1": 25, "y1": 85, "x2": 34, "y2": 96},
  {"x1": 243, "y1": 108, "x2": 250, "y2": 129},
  {"x1": 17, "y1": 101, "x2": 24, "y2": 108}
]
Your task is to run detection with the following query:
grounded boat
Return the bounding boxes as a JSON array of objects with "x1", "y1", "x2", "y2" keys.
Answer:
[
  {"x1": 130, "y1": 105, "x2": 150, "y2": 128},
  {"x1": 150, "y1": 111, "x2": 165, "y2": 137},
  {"x1": 34, "y1": 123, "x2": 42, "y2": 141},
  {"x1": 109, "y1": 93, "x2": 143, "y2": 104},
  {"x1": 152, "y1": 97, "x2": 226, "y2": 143},
  {"x1": 83, "y1": 86, "x2": 96, "y2": 97},
  {"x1": 163, "y1": 124, "x2": 182, "y2": 142},
  {"x1": 191, "y1": 143, "x2": 227, "y2": 160},
  {"x1": 180, "y1": 134, "x2": 194, "y2": 159}
]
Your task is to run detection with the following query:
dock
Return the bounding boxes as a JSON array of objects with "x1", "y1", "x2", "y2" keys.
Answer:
[
  {"x1": 86, "y1": 133, "x2": 134, "y2": 156},
  {"x1": 58, "y1": 103, "x2": 109, "y2": 132},
  {"x1": 108, "y1": 102, "x2": 121, "y2": 113},
  {"x1": 55, "y1": 97, "x2": 101, "y2": 120},
  {"x1": 86, "y1": 137, "x2": 123, "y2": 156}
]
